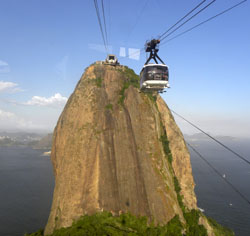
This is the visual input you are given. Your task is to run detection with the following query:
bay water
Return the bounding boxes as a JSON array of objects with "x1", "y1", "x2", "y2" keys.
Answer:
[
  {"x1": 0, "y1": 138, "x2": 249, "y2": 235},
  {"x1": 188, "y1": 138, "x2": 250, "y2": 236},
  {"x1": 0, "y1": 147, "x2": 54, "y2": 236}
]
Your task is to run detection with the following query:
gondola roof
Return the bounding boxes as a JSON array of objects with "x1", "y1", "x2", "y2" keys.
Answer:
[{"x1": 141, "y1": 63, "x2": 168, "y2": 69}]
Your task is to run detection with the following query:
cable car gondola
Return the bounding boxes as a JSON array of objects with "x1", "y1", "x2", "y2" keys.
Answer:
[
  {"x1": 140, "y1": 39, "x2": 169, "y2": 92},
  {"x1": 104, "y1": 54, "x2": 119, "y2": 66}
]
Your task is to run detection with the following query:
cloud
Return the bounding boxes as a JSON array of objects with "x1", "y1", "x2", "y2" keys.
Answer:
[
  {"x1": 25, "y1": 93, "x2": 68, "y2": 107},
  {"x1": 0, "y1": 109, "x2": 47, "y2": 131},
  {"x1": 0, "y1": 60, "x2": 10, "y2": 73},
  {"x1": 0, "y1": 81, "x2": 22, "y2": 93},
  {"x1": 0, "y1": 109, "x2": 15, "y2": 119}
]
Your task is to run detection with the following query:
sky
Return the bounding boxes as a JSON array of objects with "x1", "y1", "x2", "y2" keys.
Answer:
[{"x1": 0, "y1": 0, "x2": 249, "y2": 137}]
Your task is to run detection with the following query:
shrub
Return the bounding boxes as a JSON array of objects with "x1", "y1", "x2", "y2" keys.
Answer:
[
  {"x1": 105, "y1": 104, "x2": 113, "y2": 110},
  {"x1": 207, "y1": 217, "x2": 234, "y2": 236},
  {"x1": 146, "y1": 93, "x2": 157, "y2": 102},
  {"x1": 95, "y1": 77, "x2": 103, "y2": 87},
  {"x1": 24, "y1": 229, "x2": 43, "y2": 236},
  {"x1": 25, "y1": 212, "x2": 184, "y2": 236},
  {"x1": 164, "y1": 215, "x2": 183, "y2": 236},
  {"x1": 118, "y1": 67, "x2": 140, "y2": 106},
  {"x1": 118, "y1": 82, "x2": 130, "y2": 105},
  {"x1": 160, "y1": 134, "x2": 171, "y2": 156},
  {"x1": 184, "y1": 210, "x2": 207, "y2": 236}
]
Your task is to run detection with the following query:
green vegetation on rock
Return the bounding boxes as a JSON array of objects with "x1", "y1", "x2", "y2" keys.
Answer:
[
  {"x1": 173, "y1": 176, "x2": 185, "y2": 212},
  {"x1": 184, "y1": 210, "x2": 207, "y2": 236},
  {"x1": 118, "y1": 81, "x2": 130, "y2": 105},
  {"x1": 146, "y1": 93, "x2": 157, "y2": 103},
  {"x1": 207, "y1": 217, "x2": 234, "y2": 236},
  {"x1": 25, "y1": 229, "x2": 44, "y2": 236},
  {"x1": 25, "y1": 204, "x2": 232, "y2": 236},
  {"x1": 94, "y1": 77, "x2": 103, "y2": 87},
  {"x1": 159, "y1": 122, "x2": 207, "y2": 235},
  {"x1": 160, "y1": 132, "x2": 172, "y2": 164},
  {"x1": 118, "y1": 67, "x2": 139, "y2": 105},
  {"x1": 105, "y1": 104, "x2": 113, "y2": 110},
  {"x1": 158, "y1": 119, "x2": 232, "y2": 236},
  {"x1": 25, "y1": 212, "x2": 183, "y2": 236},
  {"x1": 120, "y1": 66, "x2": 140, "y2": 89}
]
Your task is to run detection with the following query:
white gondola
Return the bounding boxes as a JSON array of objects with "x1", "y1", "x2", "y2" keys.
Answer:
[
  {"x1": 140, "y1": 64, "x2": 169, "y2": 92},
  {"x1": 140, "y1": 39, "x2": 170, "y2": 93},
  {"x1": 104, "y1": 54, "x2": 119, "y2": 66}
]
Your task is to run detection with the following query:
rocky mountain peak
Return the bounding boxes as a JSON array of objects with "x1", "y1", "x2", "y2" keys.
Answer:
[{"x1": 44, "y1": 63, "x2": 215, "y2": 235}]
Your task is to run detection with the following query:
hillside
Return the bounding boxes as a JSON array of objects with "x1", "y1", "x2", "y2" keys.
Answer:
[
  {"x1": 37, "y1": 63, "x2": 232, "y2": 236},
  {"x1": 32, "y1": 133, "x2": 53, "y2": 149},
  {"x1": 0, "y1": 132, "x2": 44, "y2": 147}
]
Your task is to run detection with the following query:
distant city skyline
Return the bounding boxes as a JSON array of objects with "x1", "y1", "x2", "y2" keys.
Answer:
[{"x1": 0, "y1": 0, "x2": 249, "y2": 137}]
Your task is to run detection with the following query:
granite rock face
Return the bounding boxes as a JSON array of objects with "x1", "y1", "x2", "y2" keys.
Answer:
[{"x1": 45, "y1": 64, "x2": 209, "y2": 235}]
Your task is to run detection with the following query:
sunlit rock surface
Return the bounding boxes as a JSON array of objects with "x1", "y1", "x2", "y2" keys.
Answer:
[{"x1": 45, "y1": 63, "x2": 213, "y2": 235}]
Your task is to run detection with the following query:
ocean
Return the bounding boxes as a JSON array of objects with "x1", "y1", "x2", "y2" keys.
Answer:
[
  {"x1": 0, "y1": 139, "x2": 249, "y2": 236},
  {"x1": 188, "y1": 137, "x2": 250, "y2": 236},
  {"x1": 0, "y1": 147, "x2": 54, "y2": 236}
]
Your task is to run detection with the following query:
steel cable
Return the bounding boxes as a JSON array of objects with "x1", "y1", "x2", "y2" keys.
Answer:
[
  {"x1": 161, "y1": 0, "x2": 247, "y2": 45},
  {"x1": 160, "y1": 0, "x2": 217, "y2": 42},
  {"x1": 171, "y1": 109, "x2": 250, "y2": 166},
  {"x1": 159, "y1": 0, "x2": 206, "y2": 40},
  {"x1": 101, "y1": 0, "x2": 109, "y2": 50},
  {"x1": 187, "y1": 142, "x2": 250, "y2": 206},
  {"x1": 93, "y1": 0, "x2": 108, "y2": 53}
]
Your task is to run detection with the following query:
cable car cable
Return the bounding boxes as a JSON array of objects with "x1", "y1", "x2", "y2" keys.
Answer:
[
  {"x1": 95, "y1": 0, "x2": 108, "y2": 49},
  {"x1": 93, "y1": 0, "x2": 107, "y2": 51},
  {"x1": 121, "y1": 0, "x2": 246, "y2": 61},
  {"x1": 122, "y1": 1, "x2": 210, "y2": 60},
  {"x1": 101, "y1": 0, "x2": 109, "y2": 50},
  {"x1": 160, "y1": 0, "x2": 216, "y2": 42},
  {"x1": 108, "y1": 0, "x2": 111, "y2": 46},
  {"x1": 159, "y1": 0, "x2": 206, "y2": 40},
  {"x1": 93, "y1": 0, "x2": 108, "y2": 53},
  {"x1": 170, "y1": 109, "x2": 250, "y2": 166},
  {"x1": 160, "y1": 0, "x2": 247, "y2": 45},
  {"x1": 120, "y1": 0, "x2": 208, "y2": 61},
  {"x1": 125, "y1": 0, "x2": 150, "y2": 44},
  {"x1": 187, "y1": 142, "x2": 250, "y2": 206},
  {"x1": 123, "y1": 1, "x2": 214, "y2": 61}
]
